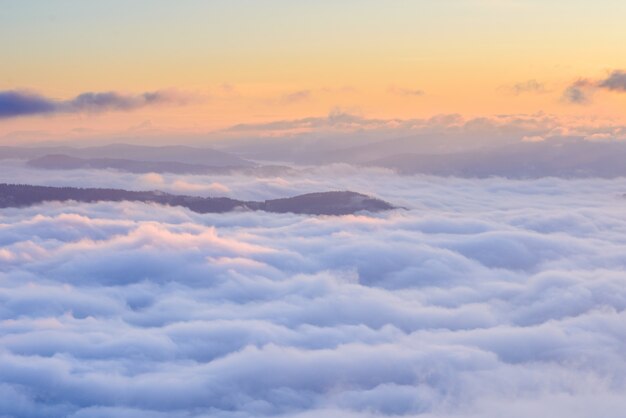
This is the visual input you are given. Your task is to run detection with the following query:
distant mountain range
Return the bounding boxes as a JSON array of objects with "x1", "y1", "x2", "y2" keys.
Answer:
[
  {"x1": 26, "y1": 154, "x2": 294, "y2": 176},
  {"x1": 365, "y1": 138, "x2": 626, "y2": 178},
  {"x1": 219, "y1": 135, "x2": 626, "y2": 178},
  {"x1": 0, "y1": 144, "x2": 252, "y2": 167},
  {"x1": 8, "y1": 137, "x2": 626, "y2": 178},
  {"x1": 0, "y1": 184, "x2": 395, "y2": 216},
  {"x1": 0, "y1": 144, "x2": 299, "y2": 176}
]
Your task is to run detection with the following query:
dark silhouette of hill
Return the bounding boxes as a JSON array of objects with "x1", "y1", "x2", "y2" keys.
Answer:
[
  {"x1": 0, "y1": 184, "x2": 395, "y2": 216},
  {"x1": 263, "y1": 191, "x2": 394, "y2": 215}
]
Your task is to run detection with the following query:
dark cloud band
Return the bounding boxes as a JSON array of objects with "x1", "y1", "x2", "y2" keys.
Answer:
[{"x1": 0, "y1": 89, "x2": 189, "y2": 119}]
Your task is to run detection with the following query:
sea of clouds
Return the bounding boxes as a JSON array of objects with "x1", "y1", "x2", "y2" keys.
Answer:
[{"x1": 1, "y1": 163, "x2": 626, "y2": 417}]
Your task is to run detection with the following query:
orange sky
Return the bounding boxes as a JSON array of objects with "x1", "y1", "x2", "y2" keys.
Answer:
[{"x1": 1, "y1": 0, "x2": 626, "y2": 143}]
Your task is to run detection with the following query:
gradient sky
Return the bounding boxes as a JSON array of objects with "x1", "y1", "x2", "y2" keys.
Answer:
[{"x1": 1, "y1": 0, "x2": 626, "y2": 142}]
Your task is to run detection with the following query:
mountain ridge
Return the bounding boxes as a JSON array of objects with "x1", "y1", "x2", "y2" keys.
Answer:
[{"x1": 0, "y1": 184, "x2": 395, "y2": 216}]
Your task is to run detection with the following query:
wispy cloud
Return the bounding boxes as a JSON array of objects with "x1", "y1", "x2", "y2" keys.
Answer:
[
  {"x1": 0, "y1": 89, "x2": 195, "y2": 119},
  {"x1": 501, "y1": 79, "x2": 547, "y2": 95},
  {"x1": 388, "y1": 85, "x2": 425, "y2": 97},
  {"x1": 280, "y1": 90, "x2": 313, "y2": 104},
  {"x1": 224, "y1": 108, "x2": 374, "y2": 133}
]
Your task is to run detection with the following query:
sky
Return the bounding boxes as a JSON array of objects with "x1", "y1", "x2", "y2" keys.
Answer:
[
  {"x1": 1, "y1": 0, "x2": 626, "y2": 143},
  {"x1": 3, "y1": 4, "x2": 626, "y2": 415}
]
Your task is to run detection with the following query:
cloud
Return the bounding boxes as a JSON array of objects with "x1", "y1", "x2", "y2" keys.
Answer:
[
  {"x1": 221, "y1": 110, "x2": 561, "y2": 139},
  {"x1": 212, "y1": 110, "x2": 626, "y2": 167},
  {"x1": 521, "y1": 135, "x2": 545, "y2": 142},
  {"x1": 1, "y1": 164, "x2": 626, "y2": 416},
  {"x1": 0, "y1": 91, "x2": 57, "y2": 118},
  {"x1": 280, "y1": 90, "x2": 313, "y2": 104},
  {"x1": 388, "y1": 86, "x2": 425, "y2": 97},
  {"x1": 320, "y1": 86, "x2": 357, "y2": 94},
  {"x1": 502, "y1": 79, "x2": 547, "y2": 95},
  {"x1": 63, "y1": 91, "x2": 189, "y2": 112},
  {"x1": 224, "y1": 108, "x2": 371, "y2": 134},
  {"x1": 598, "y1": 70, "x2": 626, "y2": 92},
  {"x1": 260, "y1": 87, "x2": 357, "y2": 107},
  {"x1": 563, "y1": 70, "x2": 626, "y2": 104},
  {"x1": 219, "y1": 83, "x2": 239, "y2": 94},
  {"x1": 0, "y1": 89, "x2": 194, "y2": 119},
  {"x1": 562, "y1": 79, "x2": 593, "y2": 104}
]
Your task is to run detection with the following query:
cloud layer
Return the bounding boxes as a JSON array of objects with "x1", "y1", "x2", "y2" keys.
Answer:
[
  {"x1": 1, "y1": 167, "x2": 626, "y2": 417},
  {"x1": 0, "y1": 90, "x2": 191, "y2": 119}
]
